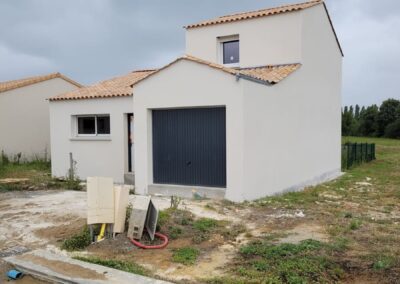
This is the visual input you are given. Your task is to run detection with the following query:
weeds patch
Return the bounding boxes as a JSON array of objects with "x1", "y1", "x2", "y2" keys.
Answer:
[
  {"x1": 74, "y1": 256, "x2": 149, "y2": 276},
  {"x1": 172, "y1": 247, "x2": 200, "y2": 265},
  {"x1": 61, "y1": 226, "x2": 91, "y2": 251},
  {"x1": 231, "y1": 239, "x2": 344, "y2": 283}
]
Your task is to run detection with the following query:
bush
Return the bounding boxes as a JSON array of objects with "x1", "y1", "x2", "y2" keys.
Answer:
[{"x1": 61, "y1": 226, "x2": 91, "y2": 251}]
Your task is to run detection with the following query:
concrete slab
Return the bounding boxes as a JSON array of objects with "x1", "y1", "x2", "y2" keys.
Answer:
[
  {"x1": 148, "y1": 184, "x2": 226, "y2": 199},
  {"x1": 4, "y1": 249, "x2": 171, "y2": 284}
]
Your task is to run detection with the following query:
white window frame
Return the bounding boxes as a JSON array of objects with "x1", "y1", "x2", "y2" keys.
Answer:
[
  {"x1": 217, "y1": 35, "x2": 240, "y2": 68},
  {"x1": 74, "y1": 114, "x2": 111, "y2": 137}
]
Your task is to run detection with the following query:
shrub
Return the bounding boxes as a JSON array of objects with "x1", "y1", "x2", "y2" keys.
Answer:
[{"x1": 61, "y1": 226, "x2": 91, "y2": 251}]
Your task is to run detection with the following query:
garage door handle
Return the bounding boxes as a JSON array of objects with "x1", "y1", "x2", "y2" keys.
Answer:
[{"x1": 186, "y1": 161, "x2": 192, "y2": 167}]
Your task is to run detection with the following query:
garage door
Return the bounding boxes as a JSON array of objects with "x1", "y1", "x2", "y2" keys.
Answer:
[{"x1": 152, "y1": 107, "x2": 226, "y2": 188}]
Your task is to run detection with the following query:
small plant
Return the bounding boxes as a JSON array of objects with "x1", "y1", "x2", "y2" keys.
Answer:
[
  {"x1": 349, "y1": 219, "x2": 362, "y2": 230},
  {"x1": 344, "y1": 212, "x2": 353, "y2": 218},
  {"x1": 170, "y1": 195, "x2": 182, "y2": 209},
  {"x1": 373, "y1": 257, "x2": 394, "y2": 270},
  {"x1": 125, "y1": 203, "x2": 133, "y2": 231},
  {"x1": 64, "y1": 156, "x2": 82, "y2": 190},
  {"x1": 74, "y1": 256, "x2": 149, "y2": 276},
  {"x1": 172, "y1": 247, "x2": 200, "y2": 265},
  {"x1": 193, "y1": 218, "x2": 218, "y2": 232},
  {"x1": 168, "y1": 226, "x2": 183, "y2": 240},
  {"x1": 61, "y1": 226, "x2": 91, "y2": 251}
]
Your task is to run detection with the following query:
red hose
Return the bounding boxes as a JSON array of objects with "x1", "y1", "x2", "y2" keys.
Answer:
[{"x1": 129, "y1": 232, "x2": 169, "y2": 249}]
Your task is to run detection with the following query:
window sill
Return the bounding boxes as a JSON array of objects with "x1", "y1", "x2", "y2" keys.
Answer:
[
  {"x1": 70, "y1": 136, "x2": 112, "y2": 141},
  {"x1": 223, "y1": 63, "x2": 240, "y2": 68}
]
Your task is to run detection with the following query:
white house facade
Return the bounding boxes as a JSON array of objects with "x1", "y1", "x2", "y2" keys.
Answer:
[
  {"x1": 133, "y1": 0, "x2": 343, "y2": 201},
  {"x1": 49, "y1": 0, "x2": 343, "y2": 201},
  {"x1": 49, "y1": 70, "x2": 154, "y2": 183},
  {"x1": 0, "y1": 73, "x2": 81, "y2": 161}
]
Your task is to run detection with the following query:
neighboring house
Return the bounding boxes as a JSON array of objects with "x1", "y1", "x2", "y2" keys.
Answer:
[
  {"x1": 0, "y1": 73, "x2": 81, "y2": 161},
  {"x1": 50, "y1": 0, "x2": 343, "y2": 201},
  {"x1": 49, "y1": 70, "x2": 155, "y2": 182}
]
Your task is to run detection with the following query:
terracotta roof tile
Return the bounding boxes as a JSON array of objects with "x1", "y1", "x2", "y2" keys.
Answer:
[
  {"x1": 0, "y1": 72, "x2": 82, "y2": 94},
  {"x1": 185, "y1": 0, "x2": 322, "y2": 29},
  {"x1": 238, "y1": 64, "x2": 301, "y2": 84},
  {"x1": 49, "y1": 69, "x2": 156, "y2": 101},
  {"x1": 134, "y1": 55, "x2": 300, "y2": 86}
]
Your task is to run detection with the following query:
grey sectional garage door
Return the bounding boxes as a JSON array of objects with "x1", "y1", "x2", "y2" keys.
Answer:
[{"x1": 152, "y1": 107, "x2": 226, "y2": 188}]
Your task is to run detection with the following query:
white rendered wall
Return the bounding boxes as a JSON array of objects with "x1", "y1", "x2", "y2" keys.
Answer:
[
  {"x1": 49, "y1": 97, "x2": 132, "y2": 183},
  {"x1": 133, "y1": 60, "x2": 245, "y2": 197},
  {"x1": 0, "y1": 78, "x2": 78, "y2": 160},
  {"x1": 238, "y1": 5, "x2": 342, "y2": 201},
  {"x1": 186, "y1": 11, "x2": 302, "y2": 67}
]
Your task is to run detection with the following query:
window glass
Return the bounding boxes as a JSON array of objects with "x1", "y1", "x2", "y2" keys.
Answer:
[
  {"x1": 77, "y1": 117, "x2": 95, "y2": 134},
  {"x1": 97, "y1": 116, "x2": 110, "y2": 134},
  {"x1": 223, "y1": 40, "x2": 239, "y2": 64}
]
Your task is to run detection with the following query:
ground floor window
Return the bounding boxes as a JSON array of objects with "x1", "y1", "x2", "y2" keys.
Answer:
[{"x1": 76, "y1": 115, "x2": 110, "y2": 135}]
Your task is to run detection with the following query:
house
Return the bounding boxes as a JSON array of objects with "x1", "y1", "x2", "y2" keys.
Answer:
[
  {"x1": 49, "y1": 0, "x2": 343, "y2": 201},
  {"x1": 0, "y1": 73, "x2": 81, "y2": 161},
  {"x1": 49, "y1": 70, "x2": 155, "y2": 182}
]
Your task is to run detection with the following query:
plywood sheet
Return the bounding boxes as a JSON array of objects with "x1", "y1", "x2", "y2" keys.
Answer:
[
  {"x1": 113, "y1": 185, "x2": 130, "y2": 233},
  {"x1": 87, "y1": 177, "x2": 115, "y2": 225}
]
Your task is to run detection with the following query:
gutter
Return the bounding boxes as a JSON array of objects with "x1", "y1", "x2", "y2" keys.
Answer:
[{"x1": 235, "y1": 73, "x2": 273, "y2": 86}]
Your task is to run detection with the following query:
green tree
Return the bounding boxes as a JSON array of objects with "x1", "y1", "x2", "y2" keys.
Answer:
[
  {"x1": 354, "y1": 104, "x2": 361, "y2": 120},
  {"x1": 358, "y1": 105, "x2": 379, "y2": 137},
  {"x1": 385, "y1": 119, "x2": 400, "y2": 138},
  {"x1": 376, "y1": 99, "x2": 400, "y2": 137},
  {"x1": 342, "y1": 106, "x2": 354, "y2": 136}
]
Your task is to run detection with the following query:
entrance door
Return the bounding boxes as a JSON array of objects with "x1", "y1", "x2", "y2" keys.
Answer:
[
  {"x1": 152, "y1": 107, "x2": 226, "y2": 188},
  {"x1": 128, "y1": 113, "x2": 134, "y2": 172}
]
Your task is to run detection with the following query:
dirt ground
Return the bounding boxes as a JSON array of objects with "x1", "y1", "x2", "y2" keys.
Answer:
[
  {"x1": 0, "y1": 190, "x2": 308, "y2": 283},
  {"x1": 0, "y1": 190, "x2": 86, "y2": 283}
]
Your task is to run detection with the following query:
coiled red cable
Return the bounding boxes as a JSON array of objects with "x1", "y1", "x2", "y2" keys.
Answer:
[{"x1": 129, "y1": 232, "x2": 169, "y2": 249}]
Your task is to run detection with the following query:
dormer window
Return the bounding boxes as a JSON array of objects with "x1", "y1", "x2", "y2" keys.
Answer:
[
  {"x1": 218, "y1": 35, "x2": 239, "y2": 67},
  {"x1": 223, "y1": 40, "x2": 239, "y2": 64}
]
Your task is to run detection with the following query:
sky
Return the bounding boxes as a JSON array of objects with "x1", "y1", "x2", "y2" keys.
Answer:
[{"x1": 0, "y1": 0, "x2": 399, "y2": 106}]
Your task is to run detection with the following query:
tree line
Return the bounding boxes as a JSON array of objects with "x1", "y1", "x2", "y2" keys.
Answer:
[{"x1": 342, "y1": 98, "x2": 400, "y2": 139}]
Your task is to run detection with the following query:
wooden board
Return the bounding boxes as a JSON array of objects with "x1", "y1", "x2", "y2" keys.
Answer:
[
  {"x1": 87, "y1": 177, "x2": 115, "y2": 225},
  {"x1": 113, "y1": 185, "x2": 130, "y2": 233}
]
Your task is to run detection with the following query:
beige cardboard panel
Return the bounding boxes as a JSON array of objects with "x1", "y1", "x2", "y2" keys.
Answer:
[
  {"x1": 87, "y1": 177, "x2": 115, "y2": 224},
  {"x1": 113, "y1": 185, "x2": 130, "y2": 233}
]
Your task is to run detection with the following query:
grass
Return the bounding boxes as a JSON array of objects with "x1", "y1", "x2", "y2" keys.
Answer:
[
  {"x1": 193, "y1": 218, "x2": 218, "y2": 232},
  {"x1": 207, "y1": 137, "x2": 400, "y2": 283},
  {"x1": 232, "y1": 239, "x2": 344, "y2": 283},
  {"x1": 61, "y1": 226, "x2": 91, "y2": 251},
  {"x1": 73, "y1": 256, "x2": 149, "y2": 276},
  {"x1": 0, "y1": 160, "x2": 82, "y2": 191},
  {"x1": 172, "y1": 247, "x2": 200, "y2": 265}
]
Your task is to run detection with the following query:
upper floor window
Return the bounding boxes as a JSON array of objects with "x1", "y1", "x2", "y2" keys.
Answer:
[
  {"x1": 223, "y1": 40, "x2": 239, "y2": 65},
  {"x1": 218, "y1": 35, "x2": 239, "y2": 67},
  {"x1": 77, "y1": 115, "x2": 110, "y2": 136}
]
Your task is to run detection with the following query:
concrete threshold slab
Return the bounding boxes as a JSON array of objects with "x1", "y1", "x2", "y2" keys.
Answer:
[
  {"x1": 148, "y1": 184, "x2": 226, "y2": 199},
  {"x1": 4, "y1": 249, "x2": 171, "y2": 284}
]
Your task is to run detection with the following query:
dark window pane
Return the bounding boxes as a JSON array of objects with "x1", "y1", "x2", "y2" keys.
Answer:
[
  {"x1": 223, "y1": 40, "x2": 239, "y2": 64},
  {"x1": 97, "y1": 116, "x2": 110, "y2": 134},
  {"x1": 78, "y1": 117, "x2": 95, "y2": 134}
]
